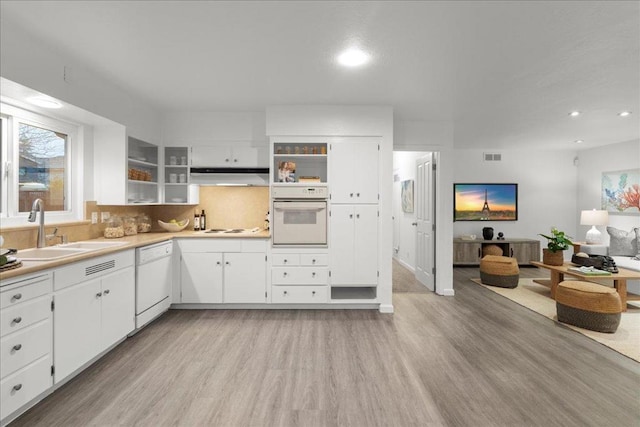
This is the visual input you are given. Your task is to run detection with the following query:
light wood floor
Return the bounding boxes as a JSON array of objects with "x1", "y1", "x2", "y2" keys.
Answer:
[{"x1": 11, "y1": 263, "x2": 640, "y2": 426}]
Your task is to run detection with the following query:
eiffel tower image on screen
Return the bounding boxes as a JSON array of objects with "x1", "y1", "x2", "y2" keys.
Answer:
[{"x1": 481, "y1": 189, "x2": 491, "y2": 219}]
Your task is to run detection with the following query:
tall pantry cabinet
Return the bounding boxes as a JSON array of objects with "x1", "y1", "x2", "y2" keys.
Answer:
[{"x1": 329, "y1": 139, "x2": 379, "y2": 300}]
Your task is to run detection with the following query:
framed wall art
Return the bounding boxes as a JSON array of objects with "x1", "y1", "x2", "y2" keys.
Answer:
[
  {"x1": 602, "y1": 169, "x2": 640, "y2": 215},
  {"x1": 401, "y1": 180, "x2": 414, "y2": 213}
]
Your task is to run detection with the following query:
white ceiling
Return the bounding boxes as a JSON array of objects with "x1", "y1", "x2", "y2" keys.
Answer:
[{"x1": 1, "y1": 1, "x2": 638, "y2": 150}]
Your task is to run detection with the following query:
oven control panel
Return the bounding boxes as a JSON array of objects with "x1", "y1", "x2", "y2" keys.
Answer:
[{"x1": 272, "y1": 185, "x2": 328, "y2": 199}]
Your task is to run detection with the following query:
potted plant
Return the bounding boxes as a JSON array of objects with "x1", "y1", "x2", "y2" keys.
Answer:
[{"x1": 539, "y1": 227, "x2": 573, "y2": 266}]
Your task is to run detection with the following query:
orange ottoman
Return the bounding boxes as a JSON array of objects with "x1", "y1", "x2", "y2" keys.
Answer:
[
  {"x1": 479, "y1": 255, "x2": 519, "y2": 288},
  {"x1": 556, "y1": 281, "x2": 621, "y2": 333}
]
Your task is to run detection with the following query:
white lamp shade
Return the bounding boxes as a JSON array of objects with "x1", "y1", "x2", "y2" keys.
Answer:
[{"x1": 580, "y1": 209, "x2": 609, "y2": 226}]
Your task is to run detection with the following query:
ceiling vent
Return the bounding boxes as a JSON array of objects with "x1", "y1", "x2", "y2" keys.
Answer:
[{"x1": 483, "y1": 152, "x2": 502, "y2": 162}]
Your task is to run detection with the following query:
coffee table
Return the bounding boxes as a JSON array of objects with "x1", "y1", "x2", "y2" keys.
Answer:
[{"x1": 531, "y1": 261, "x2": 640, "y2": 311}]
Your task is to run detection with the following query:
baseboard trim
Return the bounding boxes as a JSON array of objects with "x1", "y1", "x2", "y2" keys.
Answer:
[
  {"x1": 439, "y1": 289, "x2": 455, "y2": 296},
  {"x1": 379, "y1": 304, "x2": 394, "y2": 313}
]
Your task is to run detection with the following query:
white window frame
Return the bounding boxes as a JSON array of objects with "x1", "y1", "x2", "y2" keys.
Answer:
[{"x1": 0, "y1": 103, "x2": 83, "y2": 226}]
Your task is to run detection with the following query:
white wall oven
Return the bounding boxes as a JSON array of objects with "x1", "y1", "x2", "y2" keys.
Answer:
[{"x1": 272, "y1": 185, "x2": 328, "y2": 246}]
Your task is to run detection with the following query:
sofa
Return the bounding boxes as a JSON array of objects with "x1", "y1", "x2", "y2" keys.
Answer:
[{"x1": 579, "y1": 226, "x2": 640, "y2": 295}]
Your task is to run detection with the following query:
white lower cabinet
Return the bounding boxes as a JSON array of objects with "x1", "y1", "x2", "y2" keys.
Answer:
[
  {"x1": 0, "y1": 272, "x2": 53, "y2": 423},
  {"x1": 178, "y1": 239, "x2": 267, "y2": 304},
  {"x1": 329, "y1": 204, "x2": 378, "y2": 286},
  {"x1": 271, "y1": 251, "x2": 329, "y2": 303},
  {"x1": 53, "y1": 251, "x2": 135, "y2": 384}
]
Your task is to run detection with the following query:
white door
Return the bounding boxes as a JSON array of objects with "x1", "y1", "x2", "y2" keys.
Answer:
[
  {"x1": 353, "y1": 204, "x2": 379, "y2": 285},
  {"x1": 329, "y1": 143, "x2": 354, "y2": 203},
  {"x1": 329, "y1": 205, "x2": 355, "y2": 284},
  {"x1": 101, "y1": 267, "x2": 135, "y2": 351},
  {"x1": 181, "y1": 253, "x2": 223, "y2": 303},
  {"x1": 415, "y1": 154, "x2": 435, "y2": 290},
  {"x1": 224, "y1": 253, "x2": 266, "y2": 303},
  {"x1": 54, "y1": 279, "x2": 102, "y2": 383}
]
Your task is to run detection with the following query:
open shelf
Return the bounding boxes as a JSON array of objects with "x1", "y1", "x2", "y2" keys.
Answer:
[{"x1": 331, "y1": 286, "x2": 377, "y2": 302}]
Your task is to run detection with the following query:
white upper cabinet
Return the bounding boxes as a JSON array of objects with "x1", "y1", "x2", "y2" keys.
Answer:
[
  {"x1": 329, "y1": 141, "x2": 379, "y2": 204},
  {"x1": 191, "y1": 146, "x2": 268, "y2": 168}
]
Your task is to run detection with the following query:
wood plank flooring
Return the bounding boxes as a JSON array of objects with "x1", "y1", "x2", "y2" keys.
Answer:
[{"x1": 10, "y1": 263, "x2": 640, "y2": 426}]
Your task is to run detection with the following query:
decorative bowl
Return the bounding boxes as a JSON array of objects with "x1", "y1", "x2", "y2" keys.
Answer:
[{"x1": 157, "y1": 219, "x2": 189, "y2": 232}]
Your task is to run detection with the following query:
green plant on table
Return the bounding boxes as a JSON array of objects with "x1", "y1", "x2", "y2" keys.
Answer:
[{"x1": 539, "y1": 227, "x2": 573, "y2": 252}]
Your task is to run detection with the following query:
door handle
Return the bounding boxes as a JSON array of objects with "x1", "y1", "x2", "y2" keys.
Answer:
[
  {"x1": 411, "y1": 222, "x2": 417, "y2": 226},
  {"x1": 103, "y1": 289, "x2": 110, "y2": 295},
  {"x1": 12, "y1": 293, "x2": 22, "y2": 301},
  {"x1": 356, "y1": 214, "x2": 360, "y2": 219}
]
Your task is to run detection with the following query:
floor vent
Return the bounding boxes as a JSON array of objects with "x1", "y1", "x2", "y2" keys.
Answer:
[{"x1": 483, "y1": 152, "x2": 502, "y2": 162}]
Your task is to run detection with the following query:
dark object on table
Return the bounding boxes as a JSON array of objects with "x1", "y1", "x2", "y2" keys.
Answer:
[
  {"x1": 571, "y1": 254, "x2": 618, "y2": 273},
  {"x1": 482, "y1": 227, "x2": 494, "y2": 240}
]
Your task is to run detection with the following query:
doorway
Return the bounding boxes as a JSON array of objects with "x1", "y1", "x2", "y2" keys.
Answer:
[{"x1": 392, "y1": 151, "x2": 436, "y2": 291}]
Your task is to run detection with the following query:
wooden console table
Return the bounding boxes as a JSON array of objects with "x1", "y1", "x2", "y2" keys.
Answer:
[
  {"x1": 453, "y1": 238, "x2": 540, "y2": 265},
  {"x1": 531, "y1": 261, "x2": 640, "y2": 311}
]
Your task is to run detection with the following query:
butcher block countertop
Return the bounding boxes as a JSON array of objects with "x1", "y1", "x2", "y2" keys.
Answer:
[{"x1": 0, "y1": 229, "x2": 270, "y2": 282}]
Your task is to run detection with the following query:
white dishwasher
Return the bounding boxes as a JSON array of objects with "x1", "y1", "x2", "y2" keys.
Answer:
[{"x1": 135, "y1": 241, "x2": 173, "y2": 331}]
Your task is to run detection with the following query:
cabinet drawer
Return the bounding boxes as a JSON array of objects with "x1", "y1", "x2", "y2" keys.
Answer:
[
  {"x1": 300, "y1": 254, "x2": 328, "y2": 266},
  {"x1": 272, "y1": 286, "x2": 328, "y2": 304},
  {"x1": 272, "y1": 267, "x2": 328, "y2": 285},
  {"x1": 0, "y1": 274, "x2": 52, "y2": 309},
  {"x1": 271, "y1": 254, "x2": 300, "y2": 266},
  {"x1": 0, "y1": 355, "x2": 52, "y2": 421},
  {"x1": 1, "y1": 321, "x2": 51, "y2": 379},
  {"x1": 0, "y1": 297, "x2": 51, "y2": 338}
]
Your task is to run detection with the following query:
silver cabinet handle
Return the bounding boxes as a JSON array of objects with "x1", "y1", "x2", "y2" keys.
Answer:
[
  {"x1": 103, "y1": 289, "x2": 110, "y2": 295},
  {"x1": 225, "y1": 158, "x2": 230, "y2": 162},
  {"x1": 12, "y1": 317, "x2": 22, "y2": 324},
  {"x1": 312, "y1": 272, "x2": 316, "y2": 277},
  {"x1": 225, "y1": 261, "x2": 230, "y2": 266},
  {"x1": 233, "y1": 159, "x2": 238, "y2": 163},
  {"x1": 357, "y1": 193, "x2": 360, "y2": 197},
  {"x1": 216, "y1": 261, "x2": 221, "y2": 265},
  {"x1": 411, "y1": 222, "x2": 417, "y2": 226},
  {"x1": 283, "y1": 272, "x2": 288, "y2": 277},
  {"x1": 350, "y1": 193, "x2": 354, "y2": 197},
  {"x1": 12, "y1": 293, "x2": 22, "y2": 301},
  {"x1": 13, "y1": 344, "x2": 22, "y2": 351},
  {"x1": 311, "y1": 259, "x2": 316, "y2": 264},
  {"x1": 283, "y1": 259, "x2": 288, "y2": 264},
  {"x1": 13, "y1": 384, "x2": 22, "y2": 391},
  {"x1": 356, "y1": 214, "x2": 360, "y2": 219},
  {"x1": 312, "y1": 291, "x2": 316, "y2": 296},
  {"x1": 96, "y1": 292, "x2": 102, "y2": 298},
  {"x1": 283, "y1": 291, "x2": 288, "y2": 295},
  {"x1": 349, "y1": 214, "x2": 353, "y2": 219}
]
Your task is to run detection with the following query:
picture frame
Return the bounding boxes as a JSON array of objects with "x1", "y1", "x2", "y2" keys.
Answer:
[
  {"x1": 401, "y1": 180, "x2": 414, "y2": 213},
  {"x1": 602, "y1": 169, "x2": 640, "y2": 215}
]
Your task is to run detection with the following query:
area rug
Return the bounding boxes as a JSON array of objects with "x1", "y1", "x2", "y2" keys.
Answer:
[{"x1": 471, "y1": 278, "x2": 640, "y2": 362}]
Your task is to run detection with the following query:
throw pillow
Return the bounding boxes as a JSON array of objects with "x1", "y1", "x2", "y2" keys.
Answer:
[{"x1": 607, "y1": 226, "x2": 638, "y2": 256}]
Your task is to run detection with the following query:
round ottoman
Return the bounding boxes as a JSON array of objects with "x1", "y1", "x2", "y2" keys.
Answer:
[
  {"x1": 556, "y1": 281, "x2": 621, "y2": 333},
  {"x1": 482, "y1": 244, "x2": 504, "y2": 257},
  {"x1": 479, "y1": 255, "x2": 519, "y2": 288}
]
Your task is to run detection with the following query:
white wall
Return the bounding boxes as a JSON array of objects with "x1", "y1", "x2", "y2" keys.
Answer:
[
  {"x1": 161, "y1": 111, "x2": 267, "y2": 146},
  {"x1": 577, "y1": 139, "x2": 640, "y2": 244},
  {"x1": 453, "y1": 149, "x2": 579, "y2": 260},
  {"x1": 0, "y1": 18, "x2": 161, "y2": 144}
]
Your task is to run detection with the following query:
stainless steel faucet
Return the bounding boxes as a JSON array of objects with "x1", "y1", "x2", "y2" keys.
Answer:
[{"x1": 28, "y1": 198, "x2": 46, "y2": 248}]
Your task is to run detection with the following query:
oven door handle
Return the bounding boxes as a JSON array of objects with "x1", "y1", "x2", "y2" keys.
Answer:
[
  {"x1": 274, "y1": 207, "x2": 325, "y2": 212},
  {"x1": 274, "y1": 202, "x2": 326, "y2": 211}
]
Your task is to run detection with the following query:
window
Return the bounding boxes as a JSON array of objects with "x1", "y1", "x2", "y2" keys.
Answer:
[{"x1": 1, "y1": 103, "x2": 79, "y2": 224}]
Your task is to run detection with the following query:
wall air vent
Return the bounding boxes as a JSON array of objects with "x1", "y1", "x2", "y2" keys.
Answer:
[
  {"x1": 85, "y1": 260, "x2": 115, "y2": 277},
  {"x1": 483, "y1": 153, "x2": 502, "y2": 162}
]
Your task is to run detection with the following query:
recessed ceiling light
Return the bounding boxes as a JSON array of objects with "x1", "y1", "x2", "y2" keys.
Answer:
[
  {"x1": 569, "y1": 111, "x2": 581, "y2": 117},
  {"x1": 337, "y1": 48, "x2": 370, "y2": 67},
  {"x1": 27, "y1": 96, "x2": 62, "y2": 109},
  {"x1": 618, "y1": 111, "x2": 632, "y2": 117},
  {"x1": 574, "y1": 140, "x2": 584, "y2": 144}
]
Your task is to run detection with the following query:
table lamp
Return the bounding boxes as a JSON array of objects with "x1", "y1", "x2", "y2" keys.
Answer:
[{"x1": 580, "y1": 209, "x2": 609, "y2": 244}]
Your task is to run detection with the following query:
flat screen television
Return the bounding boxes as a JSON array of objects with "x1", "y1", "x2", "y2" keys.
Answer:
[{"x1": 454, "y1": 183, "x2": 518, "y2": 221}]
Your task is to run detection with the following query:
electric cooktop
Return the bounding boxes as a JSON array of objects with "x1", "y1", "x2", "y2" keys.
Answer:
[{"x1": 204, "y1": 228, "x2": 260, "y2": 234}]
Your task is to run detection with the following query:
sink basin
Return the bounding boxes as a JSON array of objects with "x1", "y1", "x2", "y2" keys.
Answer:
[
  {"x1": 18, "y1": 247, "x2": 89, "y2": 261},
  {"x1": 60, "y1": 241, "x2": 128, "y2": 250}
]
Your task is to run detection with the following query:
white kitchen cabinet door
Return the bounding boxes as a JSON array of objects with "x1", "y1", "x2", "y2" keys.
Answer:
[
  {"x1": 353, "y1": 205, "x2": 379, "y2": 284},
  {"x1": 54, "y1": 279, "x2": 102, "y2": 383},
  {"x1": 329, "y1": 205, "x2": 356, "y2": 284},
  {"x1": 232, "y1": 147, "x2": 266, "y2": 168},
  {"x1": 330, "y1": 141, "x2": 378, "y2": 204},
  {"x1": 100, "y1": 267, "x2": 135, "y2": 352},
  {"x1": 330, "y1": 205, "x2": 378, "y2": 286},
  {"x1": 180, "y1": 253, "x2": 223, "y2": 303},
  {"x1": 224, "y1": 253, "x2": 266, "y2": 303},
  {"x1": 191, "y1": 146, "x2": 233, "y2": 167}
]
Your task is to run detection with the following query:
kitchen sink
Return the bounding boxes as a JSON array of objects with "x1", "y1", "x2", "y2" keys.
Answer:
[
  {"x1": 18, "y1": 247, "x2": 90, "y2": 261},
  {"x1": 59, "y1": 241, "x2": 128, "y2": 250}
]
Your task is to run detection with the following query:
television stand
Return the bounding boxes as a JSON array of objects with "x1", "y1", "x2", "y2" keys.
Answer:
[{"x1": 453, "y1": 238, "x2": 540, "y2": 265}]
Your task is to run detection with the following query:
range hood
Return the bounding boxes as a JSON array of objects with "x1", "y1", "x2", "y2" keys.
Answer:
[{"x1": 190, "y1": 167, "x2": 269, "y2": 186}]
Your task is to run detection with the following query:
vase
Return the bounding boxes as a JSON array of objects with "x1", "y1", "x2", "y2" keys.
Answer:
[
  {"x1": 542, "y1": 248, "x2": 564, "y2": 266},
  {"x1": 482, "y1": 227, "x2": 494, "y2": 240}
]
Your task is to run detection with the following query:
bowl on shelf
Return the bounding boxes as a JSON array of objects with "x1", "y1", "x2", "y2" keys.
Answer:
[{"x1": 157, "y1": 219, "x2": 189, "y2": 232}]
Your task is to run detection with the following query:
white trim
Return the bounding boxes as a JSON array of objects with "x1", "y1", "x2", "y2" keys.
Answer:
[{"x1": 378, "y1": 304, "x2": 394, "y2": 313}]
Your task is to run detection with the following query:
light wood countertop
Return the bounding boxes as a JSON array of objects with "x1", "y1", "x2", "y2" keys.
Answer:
[{"x1": 0, "y1": 229, "x2": 270, "y2": 282}]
